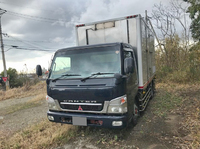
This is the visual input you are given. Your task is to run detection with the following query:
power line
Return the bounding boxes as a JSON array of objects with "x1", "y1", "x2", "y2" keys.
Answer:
[
  {"x1": 0, "y1": 8, "x2": 68, "y2": 23},
  {"x1": 0, "y1": 1, "x2": 53, "y2": 12},
  {"x1": 7, "y1": 10, "x2": 60, "y2": 21},
  {"x1": 4, "y1": 44, "x2": 56, "y2": 52},
  {"x1": 4, "y1": 44, "x2": 57, "y2": 51},
  {"x1": 3, "y1": 39, "x2": 75, "y2": 45},
  {"x1": 5, "y1": 33, "x2": 50, "y2": 51},
  {"x1": 5, "y1": 12, "x2": 55, "y2": 23},
  {"x1": 2, "y1": 32, "x2": 77, "y2": 51},
  {"x1": 13, "y1": 47, "x2": 55, "y2": 52},
  {"x1": 3, "y1": 39, "x2": 52, "y2": 43}
]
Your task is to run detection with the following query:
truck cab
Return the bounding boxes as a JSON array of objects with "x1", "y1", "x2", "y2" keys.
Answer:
[{"x1": 39, "y1": 42, "x2": 139, "y2": 128}]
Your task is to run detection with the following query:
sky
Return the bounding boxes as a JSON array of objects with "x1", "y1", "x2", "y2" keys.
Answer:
[{"x1": 0, "y1": 0, "x2": 189, "y2": 73}]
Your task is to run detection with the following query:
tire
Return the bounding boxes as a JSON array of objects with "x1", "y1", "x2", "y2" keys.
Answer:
[
  {"x1": 132, "y1": 103, "x2": 140, "y2": 126},
  {"x1": 150, "y1": 81, "x2": 155, "y2": 100}
]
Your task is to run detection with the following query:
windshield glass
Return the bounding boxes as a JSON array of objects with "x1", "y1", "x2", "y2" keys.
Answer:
[{"x1": 49, "y1": 45, "x2": 121, "y2": 79}]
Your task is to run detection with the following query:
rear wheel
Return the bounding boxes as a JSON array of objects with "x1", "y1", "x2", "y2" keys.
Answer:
[{"x1": 150, "y1": 81, "x2": 155, "y2": 99}]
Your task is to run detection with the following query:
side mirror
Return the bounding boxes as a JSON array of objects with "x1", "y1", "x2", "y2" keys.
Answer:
[
  {"x1": 114, "y1": 73, "x2": 122, "y2": 85},
  {"x1": 124, "y1": 58, "x2": 134, "y2": 74},
  {"x1": 0, "y1": 77, "x2": 2, "y2": 83},
  {"x1": 36, "y1": 65, "x2": 42, "y2": 77}
]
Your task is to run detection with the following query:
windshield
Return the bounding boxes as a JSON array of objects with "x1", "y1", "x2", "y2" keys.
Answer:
[{"x1": 49, "y1": 45, "x2": 121, "y2": 79}]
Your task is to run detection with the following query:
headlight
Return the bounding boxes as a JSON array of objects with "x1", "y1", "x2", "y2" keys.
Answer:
[
  {"x1": 46, "y1": 95, "x2": 59, "y2": 111},
  {"x1": 107, "y1": 95, "x2": 127, "y2": 113}
]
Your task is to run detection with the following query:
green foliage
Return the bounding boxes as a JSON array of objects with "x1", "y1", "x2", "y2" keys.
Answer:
[
  {"x1": 0, "y1": 68, "x2": 30, "y2": 88},
  {"x1": 156, "y1": 35, "x2": 200, "y2": 83},
  {"x1": 183, "y1": 0, "x2": 200, "y2": 41},
  {"x1": 152, "y1": 90, "x2": 183, "y2": 117}
]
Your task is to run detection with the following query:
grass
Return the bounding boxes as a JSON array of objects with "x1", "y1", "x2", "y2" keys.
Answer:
[
  {"x1": 179, "y1": 98, "x2": 200, "y2": 148},
  {"x1": 0, "y1": 82, "x2": 199, "y2": 149},
  {"x1": 155, "y1": 83, "x2": 200, "y2": 148},
  {"x1": 0, "y1": 88, "x2": 46, "y2": 116},
  {"x1": 152, "y1": 90, "x2": 184, "y2": 117},
  {"x1": 3, "y1": 101, "x2": 42, "y2": 115},
  {"x1": 0, "y1": 80, "x2": 79, "y2": 149},
  {"x1": 0, "y1": 81, "x2": 46, "y2": 101},
  {"x1": 0, "y1": 120, "x2": 78, "y2": 149}
]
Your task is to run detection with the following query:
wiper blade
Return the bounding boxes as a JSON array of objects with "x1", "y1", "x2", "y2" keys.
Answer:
[
  {"x1": 81, "y1": 72, "x2": 114, "y2": 82},
  {"x1": 52, "y1": 74, "x2": 81, "y2": 82}
]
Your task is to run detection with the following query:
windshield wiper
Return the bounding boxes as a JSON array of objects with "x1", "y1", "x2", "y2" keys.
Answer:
[
  {"x1": 81, "y1": 72, "x2": 114, "y2": 82},
  {"x1": 52, "y1": 74, "x2": 81, "y2": 82}
]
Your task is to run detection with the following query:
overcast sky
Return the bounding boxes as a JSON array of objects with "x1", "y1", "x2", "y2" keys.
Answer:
[{"x1": 0, "y1": 0, "x2": 188, "y2": 73}]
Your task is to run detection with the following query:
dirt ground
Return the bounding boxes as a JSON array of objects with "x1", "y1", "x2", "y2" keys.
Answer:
[
  {"x1": 56, "y1": 84, "x2": 200, "y2": 149},
  {"x1": 0, "y1": 96, "x2": 48, "y2": 138},
  {"x1": 0, "y1": 85, "x2": 199, "y2": 149},
  {"x1": 57, "y1": 101, "x2": 182, "y2": 149}
]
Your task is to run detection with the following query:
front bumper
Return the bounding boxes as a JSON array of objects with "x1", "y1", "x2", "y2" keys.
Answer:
[{"x1": 47, "y1": 111, "x2": 128, "y2": 128}]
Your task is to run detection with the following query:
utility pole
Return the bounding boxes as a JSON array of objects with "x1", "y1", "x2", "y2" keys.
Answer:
[{"x1": 0, "y1": 8, "x2": 9, "y2": 90}]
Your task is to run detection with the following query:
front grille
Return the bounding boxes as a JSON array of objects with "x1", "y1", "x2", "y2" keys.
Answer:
[{"x1": 59, "y1": 102, "x2": 103, "y2": 111}]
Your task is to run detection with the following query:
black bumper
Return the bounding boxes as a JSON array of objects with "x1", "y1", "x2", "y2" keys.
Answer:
[{"x1": 47, "y1": 111, "x2": 128, "y2": 128}]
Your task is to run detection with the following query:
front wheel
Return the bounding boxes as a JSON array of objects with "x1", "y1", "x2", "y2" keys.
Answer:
[{"x1": 131, "y1": 103, "x2": 140, "y2": 126}]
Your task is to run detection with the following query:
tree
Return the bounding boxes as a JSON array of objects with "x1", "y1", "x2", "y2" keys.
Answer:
[
  {"x1": 1, "y1": 68, "x2": 23, "y2": 88},
  {"x1": 183, "y1": 0, "x2": 200, "y2": 41},
  {"x1": 152, "y1": 0, "x2": 190, "y2": 47},
  {"x1": 151, "y1": 1, "x2": 190, "y2": 68},
  {"x1": 152, "y1": 0, "x2": 200, "y2": 82}
]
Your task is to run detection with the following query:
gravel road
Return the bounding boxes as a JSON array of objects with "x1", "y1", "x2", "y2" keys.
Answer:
[{"x1": 0, "y1": 96, "x2": 47, "y2": 137}]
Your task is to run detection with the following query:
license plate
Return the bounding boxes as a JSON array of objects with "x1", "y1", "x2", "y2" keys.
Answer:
[{"x1": 72, "y1": 117, "x2": 87, "y2": 126}]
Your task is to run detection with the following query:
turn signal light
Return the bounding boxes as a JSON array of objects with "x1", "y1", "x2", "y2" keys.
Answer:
[
  {"x1": 121, "y1": 98, "x2": 126, "y2": 104},
  {"x1": 46, "y1": 95, "x2": 49, "y2": 101},
  {"x1": 121, "y1": 96, "x2": 127, "y2": 104}
]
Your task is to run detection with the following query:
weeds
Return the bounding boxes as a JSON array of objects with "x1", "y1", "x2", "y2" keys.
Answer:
[
  {"x1": 152, "y1": 89, "x2": 183, "y2": 117},
  {"x1": 2, "y1": 101, "x2": 42, "y2": 115},
  {"x1": 177, "y1": 98, "x2": 200, "y2": 148},
  {"x1": 0, "y1": 120, "x2": 77, "y2": 149},
  {"x1": 155, "y1": 83, "x2": 200, "y2": 148},
  {"x1": 0, "y1": 81, "x2": 46, "y2": 101},
  {"x1": 155, "y1": 36, "x2": 200, "y2": 83},
  {"x1": 0, "y1": 81, "x2": 199, "y2": 148}
]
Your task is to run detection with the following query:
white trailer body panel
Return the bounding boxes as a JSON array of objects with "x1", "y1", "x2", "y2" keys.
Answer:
[
  {"x1": 76, "y1": 15, "x2": 155, "y2": 89},
  {"x1": 76, "y1": 20, "x2": 129, "y2": 46},
  {"x1": 136, "y1": 16, "x2": 143, "y2": 87}
]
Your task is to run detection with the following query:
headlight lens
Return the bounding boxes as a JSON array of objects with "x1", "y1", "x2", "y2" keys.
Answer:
[
  {"x1": 107, "y1": 95, "x2": 127, "y2": 113},
  {"x1": 46, "y1": 95, "x2": 59, "y2": 111}
]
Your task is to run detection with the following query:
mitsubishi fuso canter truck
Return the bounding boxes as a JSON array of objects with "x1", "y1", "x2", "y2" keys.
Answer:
[{"x1": 36, "y1": 14, "x2": 156, "y2": 128}]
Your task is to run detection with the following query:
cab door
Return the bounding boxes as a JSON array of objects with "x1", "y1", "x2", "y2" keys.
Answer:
[{"x1": 123, "y1": 47, "x2": 138, "y2": 120}]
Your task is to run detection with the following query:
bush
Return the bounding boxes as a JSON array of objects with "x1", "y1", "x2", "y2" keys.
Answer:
[
  {"x1": 1, "y1": 68, "x2": 31, "y2": 88},
  {"x1": 156, "y1": 36, "x2": 200, "y2": 83}
]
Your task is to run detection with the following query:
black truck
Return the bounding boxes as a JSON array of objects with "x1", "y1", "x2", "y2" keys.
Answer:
[{"x1": 36, "y1": 14, "x2": 155, "y2": 128}]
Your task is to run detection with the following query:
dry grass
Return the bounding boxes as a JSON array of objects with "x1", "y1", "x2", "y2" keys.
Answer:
[
  {"x1": 185, "y1": 99, "x2": 200, "y2": 148},
  {"x1": 0, "y1": 82, "x2": 46, "y2": 116},
  {"x1": 157, "y1": 83, "x2": 200, "y2": 148},
  {"x1": 0, "y1": 81, "x2": 79, "y2": 149},
  {"x1": 0, "y1": 82, "x2": 199, "y2": 149},
  {"x1": 0, "y1": 81, "x2": 46, "y2": 101},
  {"x1": 29, "y1": 92, "x2": 47, "y2": 102},
  {"x1": 177, "y1": 96, "x2": 200, "y2": 148},
  {"x1": 0, "y1": 120, "x2": 78, "y2": 149},
  {"x1": 2, "y1": 102, "x2": 41, "y2": 116}
]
